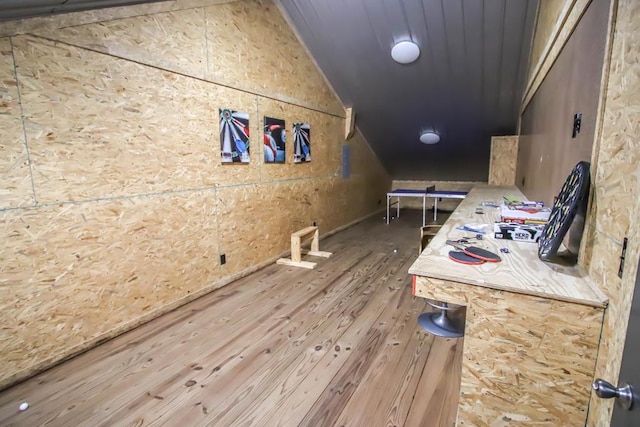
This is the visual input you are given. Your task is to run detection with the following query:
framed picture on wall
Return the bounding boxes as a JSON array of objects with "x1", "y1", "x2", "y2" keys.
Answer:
[
  {"x1": 264, "y1": 117, "x2": 286, "y2": 163},
  {"x1": 293, "y1": 122, "x2": 311, "y2": 163},
  {"x1": 219, "y1": 108, "x2": 250, "y2": 163}
]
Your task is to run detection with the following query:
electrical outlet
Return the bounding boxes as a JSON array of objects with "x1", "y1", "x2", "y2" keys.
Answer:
[
  {"x1": 220, "y1": 254, "x2": 226, "y2": 265},
  {"x1": 572, "y1": 113, "x2": 582, "y2": 138}
]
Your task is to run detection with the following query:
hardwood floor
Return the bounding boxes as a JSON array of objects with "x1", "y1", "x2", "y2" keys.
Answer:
[{"x1": 0, "y1": 210, "x2": 462, "y2": 427}]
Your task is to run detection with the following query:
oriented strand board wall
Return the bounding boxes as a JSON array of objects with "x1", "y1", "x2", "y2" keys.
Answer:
[
  {"x1": 0, "y1": 0, "x2": 390, "y2": 389},
  {"x1": 488, "y1": 135, "x2": 518, "y2": 186},
  {"x1": 414, "y1": 276, "x2": 603, "y2": 426},
  {"x1": 582, "y1": 0, "x2": 640, "y2": 424},
  {"x1": 520, "y1": 0, "x2": 640, "y2": 425},
  {"x1": 523, "y1": 0, "x2": 592, "y2": 110},
  {"x1": 518, "y1": 0, "x2": 609, "y2": 207}
]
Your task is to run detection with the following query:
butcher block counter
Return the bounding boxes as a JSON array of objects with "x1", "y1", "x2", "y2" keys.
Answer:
[{"x1": 409, "y1": 184, "x2": 607, "y2": 426}]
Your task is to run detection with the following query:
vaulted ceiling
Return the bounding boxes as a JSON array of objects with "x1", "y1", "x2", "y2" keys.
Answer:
[
  {"x1": 278, "y1": 0, "x2": 538, "y2": 181},
  {"x1": 0, "y1": 0, "x2": 538, "y2": 181}
]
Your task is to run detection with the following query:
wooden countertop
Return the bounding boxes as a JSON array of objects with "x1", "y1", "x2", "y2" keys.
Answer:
[{"x1": 408, "y1": 184, "x2": 608, "y2": 308}]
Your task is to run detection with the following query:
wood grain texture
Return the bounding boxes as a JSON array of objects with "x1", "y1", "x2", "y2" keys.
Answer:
[
  {"x1": 13, "y1": 34, "x2": 260, "y2": 203},
  {"x1": 518, "y1": 0, "x2": 609, "y2": 206},
  {"x1": 0, "y1": 212, "x2": 460, "y2": 427},
  {"x1": 344, "y1": 107, "x2": 355, "y2": 140},
  {"x1": 523, "y1": 0, "x2": 592, "y2": 111},
  {"x1": 36, "y1": 8, "x2": 210, "y2": 80},
  {"x1": 583, "y1": 0, "x2": 640, "y2": 424},
  {"x1": 203, "y1": 0, "x2": 343, "y2": 115},
  {"x1": 0, "y1": 192, "x2": 221, "y2": 388},
  {"x1": 258, "y1": 96, "x2": 343, "y2": 180},
  {"x1": 409, "y1": 185, "x2": 607, "y2": 307},
  {"x1": 0, "y1": 0, "x2": 391, "y2": 391},
  {"x1": 488, "y1": 135, "x2": 518, "y2": 186},
  {"x1": 0, "y1": 37, "x2": 32, "y2": 208},
  {"x1": 414, "y1": 275, "x2": 603, "y2": 426},
  {"x1": 526, "y1": 0, "x2": 571, "y2": 87},
  {"x1": 520, "y1": 0, "x2": 640, "y2": 424},
  {"x1": 0, "y1": 1, "x2": 235, "y2": 38}
]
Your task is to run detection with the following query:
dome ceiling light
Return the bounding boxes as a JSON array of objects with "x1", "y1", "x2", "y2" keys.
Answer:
[
  {"x1": 420, "y1": 131, "x2": 440, "y2": 145},
  {"x1": 391, "y1": 41, "x2": 420, "y2": 64}
]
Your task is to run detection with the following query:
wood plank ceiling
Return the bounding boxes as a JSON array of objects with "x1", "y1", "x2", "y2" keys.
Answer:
[
  {"x1": 0, "y1": 0, "x2": 538, "y2": 181},
  {"x1": 277, "y1": 0, "x2": 538, "y2": 181}
]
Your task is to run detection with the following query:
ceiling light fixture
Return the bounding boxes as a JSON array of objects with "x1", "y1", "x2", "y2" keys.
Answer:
[
  {"x1": 420, "y1": 131, "x2": 440, "y2": 145},
  {"x1": 391, "y1": 41, "x2": 420, "y2": 64}
]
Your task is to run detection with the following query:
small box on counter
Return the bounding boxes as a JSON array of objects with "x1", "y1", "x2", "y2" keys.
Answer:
[
  {"x1": 494, "y1": 222, "x2": 544, "y2": 243},
  {"x1": 500, "y1": 205, "x2": 551, "y2": 224}
]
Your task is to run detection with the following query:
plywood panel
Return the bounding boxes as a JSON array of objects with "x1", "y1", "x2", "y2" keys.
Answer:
[
  {"x1": 488, "y1": 135, "x2": 518, "y2": 186},
  {"x1": 0, "y1": 0, "x2": 391, "y2": 392},
  {"x1": 414, "y1": 276, "x2": 603, "y2": 426},
  {"x1": 314, "y1": 176, "x2": 377, "y2": 234},
  {"x1": 13, "y1": 35, "x2": 260, "y2": 203},
  {"x1": 0, "y1": 38, "x2": 32, "y2": 208},
  {"x1": 527, "y1": 0, "x2": 569, "y2": 79},
  {"x1": 523, "y1": 0, "x2": 592, "y2": 110},
  {"x1": 0, "y1": 191, "x2": 221, "y2": 388},
  {"x1": 217, "y1": 180, "x2": 315, "y2": 274},
  {"x1": 37, "y1": 8, "x2": 209, "y2": 81},
  {"x1": 585, "y1": 0, "x2": 640, "y2": 423},
  {"x1": 518, "y1": 0, "x2": 610, "y2": 206},
  {"x1": 410, "y1": 185, "x2": 607, "y2": 307},
  {"x1": 204, "y1": 1, "x2": 343, "y2": 116},
  {"x1": 0, "y1": 0, "x2": 234, "y2": 38},
  {"x1": 258, "y1": 96, "x2": 342, "y2": 180}
]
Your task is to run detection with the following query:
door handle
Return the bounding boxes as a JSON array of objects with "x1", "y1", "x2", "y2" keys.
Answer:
[{"x1": 592, "y1": 378, "x2": 634, "y2": 410}]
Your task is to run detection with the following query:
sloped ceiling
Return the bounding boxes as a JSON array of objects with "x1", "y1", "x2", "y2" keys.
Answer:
[
  {"x1": 277, "y1": 0, "x2": 538, "y2": 181},
  {"x1": 0, "y1": 0, "x2": 165, "y2": 21},
  {"x1": 0, "y1": 0, "x2": 538, "y2": 181}
]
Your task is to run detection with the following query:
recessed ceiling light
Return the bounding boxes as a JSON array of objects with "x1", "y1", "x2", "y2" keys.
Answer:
[
  {"x1": 391, "y1": 41, "x2": 420, "y2": 64},
  {"x1": 420, "y1": 131, "x2": 439, "y2": 144}
]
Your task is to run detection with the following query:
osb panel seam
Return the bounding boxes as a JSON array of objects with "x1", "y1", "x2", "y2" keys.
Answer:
[
  {"x1": 585, "y1": 0, "x2": 640, "y2": 423},
  {"x1": 27, "y1": 34, "x2": 344, "y2": 119},
  {"x1": 0, "y1": 175, "x2": 363, "y2": 213},
  {"x1": 0, "y1": 206, "x2": 384, "y2": 391},
  {"x1": 522, "y1": 0, "x2": 591, "y2": 112},
  {"x1": 0, "y1": 0, "x2": 239, "y2": 38},
  {"x1": 1, "y1": 37, "x2": 37, "y2": 207}
]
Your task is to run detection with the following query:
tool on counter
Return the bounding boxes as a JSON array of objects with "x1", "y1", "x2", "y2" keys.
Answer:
[
  {"x1": 446, "y1": 240, "x2": 502, "y2": 262},
  {"x1": 448, "y1": 251, "x2": 485, "y2": 265}
]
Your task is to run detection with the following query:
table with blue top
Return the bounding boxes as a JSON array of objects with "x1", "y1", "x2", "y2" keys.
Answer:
[{"x1": 386, "y1": 189, "x2": 469, "y2": 226}]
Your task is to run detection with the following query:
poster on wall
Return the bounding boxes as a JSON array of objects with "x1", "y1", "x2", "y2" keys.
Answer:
[
  {"x1": 293, "y1": 122, "x2": 311, "y2": 163},
  {"x1": 219, "y1": 108, "x2": 250, "y2": 163},
  {"x1": 263, "y1": 117, "x2": 286, "y2": 163}
]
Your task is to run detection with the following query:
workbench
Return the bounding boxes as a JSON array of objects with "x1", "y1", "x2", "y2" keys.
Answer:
[{"x1": 408, "y1": 184, "x2": 608, "y2": 426}]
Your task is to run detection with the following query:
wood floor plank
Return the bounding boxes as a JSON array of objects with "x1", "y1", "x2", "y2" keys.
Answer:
[
  {"x1": 0, "y1": 210, "x2": 462, "y2": 427},
  {"x1": 404, "y1": 337, "x2": 463, "y2": 427},
  {"x1": 160, "y1": 240, "x2": 416, "y2": 426},
  {"x1": 230, "y1": 254, "x2": 419, "y2": 426},
  {"x1": 51, "y1": 250, "x2": 377, "y2": 426},
  {"x1": 115, "y1": 252, "x2": 392, "y2": 426},
  {"x1": 333, "y1": 288, "x2": 432, "y2": 427}
]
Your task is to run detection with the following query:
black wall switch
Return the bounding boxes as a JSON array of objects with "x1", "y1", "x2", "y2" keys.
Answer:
[
  {"x1": 572, "y1": 113, "x2": 582, "y2": 138},
  {"x1": 220, "y1": 254, "x2": 226, "y2": 265}
]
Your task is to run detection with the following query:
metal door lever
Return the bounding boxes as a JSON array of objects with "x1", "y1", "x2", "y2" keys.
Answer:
[{"x1": 592, "y1": 378, "x2": 634, "y2": 410}]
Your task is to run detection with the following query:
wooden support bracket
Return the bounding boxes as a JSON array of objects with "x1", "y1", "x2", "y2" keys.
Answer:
[{"x1": 277, "y1": 226, "x2": 333, "y2": 269}]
